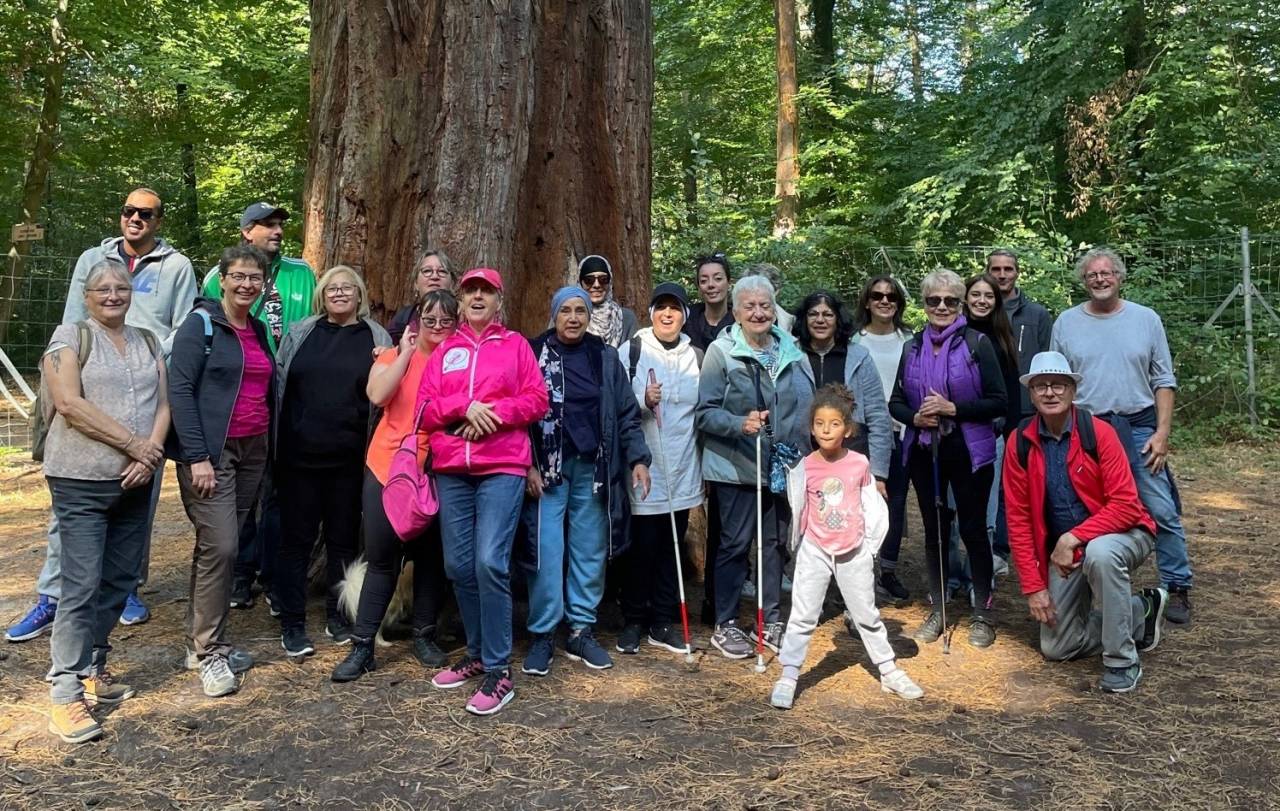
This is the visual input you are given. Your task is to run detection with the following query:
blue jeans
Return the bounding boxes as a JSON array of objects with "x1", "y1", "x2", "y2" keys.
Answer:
[
  {"x1": 1128, "y1": 426, "x2": 1193, "y2": 589},
  {"x1": 436, "y1": 473, "x2": 524, "y2": 671},
  {"x1": 524, "y1": 454, "x2": 608, "y2": 634}
]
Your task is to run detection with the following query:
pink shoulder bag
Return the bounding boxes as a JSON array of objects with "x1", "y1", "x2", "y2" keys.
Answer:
[{"x1": 381, "y1": 403, "x2": 439, "y2": 541}]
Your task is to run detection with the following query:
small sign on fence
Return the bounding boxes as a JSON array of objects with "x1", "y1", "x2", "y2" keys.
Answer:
[{"x1": 10, "y1": 223, "x2": 44, "y2": 243}]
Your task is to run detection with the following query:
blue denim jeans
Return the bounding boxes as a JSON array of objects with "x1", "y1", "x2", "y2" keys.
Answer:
[
  {"x1": 436, "y1": 473, "x2": 524, "y2": 671},
  {"x1": 524, "y1": 454, "x2": 608, "y2": 634},
  {"x1": 1128, "y1": 426, "x2": 1193, "y2": 589}
]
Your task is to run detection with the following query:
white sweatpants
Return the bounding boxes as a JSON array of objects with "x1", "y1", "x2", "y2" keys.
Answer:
[{"x1": 778, "y1": 539, "x2": 896, "y2": 677}]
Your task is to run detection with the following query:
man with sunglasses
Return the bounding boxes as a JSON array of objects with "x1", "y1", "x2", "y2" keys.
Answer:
[{"x1": 7, "y1": 188, "x2": 197, "y2": 642}]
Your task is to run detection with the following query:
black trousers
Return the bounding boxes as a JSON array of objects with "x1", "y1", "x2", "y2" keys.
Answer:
[
  {"x1": 906, "y1": 437, "x2": 995, "y2": 612},
  {"x1": 353, "y1": 468, "x2": 448, "y2": 638},
  {"x1": 701, "y1": 488, "x2": 721, "y2": 612},
  {"x1": 620, "y1": 510, "x2": 690, "y2": 627},
  {"x1": 275, "y1": 462, "x2": 364, "y2": 629},
  {"x1": 713, "y1": 483, "x2": 790, "y2": 627}
]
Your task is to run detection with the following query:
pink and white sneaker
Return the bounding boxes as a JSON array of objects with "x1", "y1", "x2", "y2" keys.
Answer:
[
  {"x1": 431, "y1": 657, "x2": 485, "y2": 689},
  {"x1": 465, "y1": 669, "x2": 515, "y2": 716}
]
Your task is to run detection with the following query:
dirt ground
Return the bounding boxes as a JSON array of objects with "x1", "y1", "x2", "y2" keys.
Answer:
[{"x1": 1, "y1": 444, "x2": 1277, "y2": 810}]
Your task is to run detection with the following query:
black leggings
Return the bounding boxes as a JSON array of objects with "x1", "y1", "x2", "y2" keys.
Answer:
[
  {"x1": 275, "y1": 463, "x2": 363, "y2": 629},
  {"x1": 621, "y1": 510, "x2": 691, "y2": 627},
  {"x1": 907, "y1": 437, "x2": 995, "y2": 613},
  {"x1": 353, "y1": 468, "x2": 448, "y2": 638}
]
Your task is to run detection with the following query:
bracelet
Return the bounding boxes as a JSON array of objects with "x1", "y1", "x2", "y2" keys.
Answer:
[{"x1": 123, "y1": 433, "x2": 137, "y2": 452}]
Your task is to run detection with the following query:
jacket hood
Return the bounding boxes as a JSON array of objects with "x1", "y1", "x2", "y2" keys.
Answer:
[
  {"x1": 719, "y1": 323, "x2": 806, "y2": 371},
  {"x1": 98, "y1": 235, "x2": 176, "y2": 260},
  {"x1": 192, "y1": 296, "x2": 228, "y2": 323},
  {"x1": 638, "y1": 326, "x2": 692, "y2": 351}
]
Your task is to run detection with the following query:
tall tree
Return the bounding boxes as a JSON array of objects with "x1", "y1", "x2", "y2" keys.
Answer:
[
  {"x1": 774, "y1": 0, "x2": 800, "y2": 237},
  {"x1": 304, "y1": 0, "x2": 652, "y2": 334}
]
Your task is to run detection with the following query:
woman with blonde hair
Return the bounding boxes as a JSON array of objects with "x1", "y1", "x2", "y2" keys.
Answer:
[{"x1": 273, "y1": 265, "x2": 391, "y2": 657}]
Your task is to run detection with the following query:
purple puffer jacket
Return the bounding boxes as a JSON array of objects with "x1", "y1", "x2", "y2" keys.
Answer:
[{"x1": 900, "y1": 329, "x2": 998, "y2": 471}]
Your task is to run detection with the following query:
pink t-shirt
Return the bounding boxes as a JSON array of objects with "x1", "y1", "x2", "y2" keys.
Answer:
[
  {"x1": 227, "y1": 323, "x2": 272, "y2": 438},
  {"x1": 801, "y1": 450, "x2": 871, "y2": 557}
]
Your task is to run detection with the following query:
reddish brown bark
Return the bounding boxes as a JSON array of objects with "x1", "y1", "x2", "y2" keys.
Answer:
[
  {"x1": 774, "y1": 0, "x2": 799, "y2": 238},
  {"x1": 304, "y1": 0, "x2": 652, "y2": 336}
]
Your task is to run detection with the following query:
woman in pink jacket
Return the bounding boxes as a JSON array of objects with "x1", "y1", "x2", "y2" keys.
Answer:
[{"x1": 417, "y1": 268, "x2": 549, "y2": 717}]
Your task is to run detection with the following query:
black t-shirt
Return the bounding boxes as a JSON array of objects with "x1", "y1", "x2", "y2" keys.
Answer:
[
  {"x1": 552, "y1": 335, "x2": 601, "y2": 457},
  {"x1": 683, "y1": 303, "x2": 734, "y2": 352},
  {"x1": 279, "y1": 319, "x2": 375, "y2": 468}
]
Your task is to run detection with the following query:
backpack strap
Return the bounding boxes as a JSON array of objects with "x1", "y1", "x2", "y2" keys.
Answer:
[
  {"x1": 137, "y1": 328, "x2": 160, "y2": 360},
  {"x1": 692, "y1": 346, "x2": 704, "y2": 369},
  {"x1": 194, "y1": 309, "x2": 214, "y2": 356},
  {"x1": 1015, "y1": 416, "x2": 1034, "y2": 469},
  {"x1": 627, "y1": 335, "x2": 642, "y2": 381},
  {"x1": 1015, "y1": 409, "x2": 1099, "y2": 468},
  {"x1": 75, "y1": 321, "x2": 93, "y2": 367}
]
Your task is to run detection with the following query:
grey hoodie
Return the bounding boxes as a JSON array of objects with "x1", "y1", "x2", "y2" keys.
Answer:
[
  {"x1": 62, "y1": 237, "x2": 198, "y2": 356},
  {"x1": 1004, "y1": 289, "x2": 1053, "y2": 418}
]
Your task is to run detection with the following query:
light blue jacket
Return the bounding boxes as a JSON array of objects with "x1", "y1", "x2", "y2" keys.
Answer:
[{"x1": 842, "y1": 343, "x2": 893, "y2": 480}]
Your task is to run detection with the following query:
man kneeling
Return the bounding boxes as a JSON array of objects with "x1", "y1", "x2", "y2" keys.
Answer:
[{"x1": 1003, "y1": 351, "x2": 1168, "y2": 693}]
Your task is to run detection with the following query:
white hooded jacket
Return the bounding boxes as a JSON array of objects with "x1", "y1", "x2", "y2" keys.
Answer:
[{"x1": 628, "y1": 328, "x2": 703, "y2": 515}]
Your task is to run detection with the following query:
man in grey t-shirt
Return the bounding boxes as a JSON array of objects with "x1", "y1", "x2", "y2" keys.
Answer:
[{"x1": 1050, "y1": 247, "x2": 1193, "y2": 624}]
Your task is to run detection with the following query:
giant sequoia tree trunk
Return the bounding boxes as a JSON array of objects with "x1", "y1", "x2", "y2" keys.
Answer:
[{"x1": 304, "y1": 1, "x2": 653, "y2": 335}]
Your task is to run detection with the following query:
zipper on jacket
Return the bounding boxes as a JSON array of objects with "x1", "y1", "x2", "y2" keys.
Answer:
[{"x1": 1018, "y1": 324, "x2": 1025, "y2": 354}]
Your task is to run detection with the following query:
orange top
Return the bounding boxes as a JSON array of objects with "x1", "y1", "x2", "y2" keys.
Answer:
[{"x1": 365, "y1": 348, "x2": 431, "y2": 485}]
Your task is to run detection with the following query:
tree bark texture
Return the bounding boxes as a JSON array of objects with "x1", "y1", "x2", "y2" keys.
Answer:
[
  {"x1": 773, "y1": 0, "x2": 800, "y2": 238},
  {"x1": 304, "y1": 0, "x2": 652, "y2": 336},
  {"x1": 906, "y1": 0, "x2": 924, "y2": 103}
]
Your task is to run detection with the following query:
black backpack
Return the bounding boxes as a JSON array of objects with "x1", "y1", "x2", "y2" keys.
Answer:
[{"x1": 1014, "y1": 409, "x2": 1099, "y2": 469}]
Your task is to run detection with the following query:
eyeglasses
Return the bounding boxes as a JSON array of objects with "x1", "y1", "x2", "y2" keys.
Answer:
[
  {"x1": 421, "y1": 317, "x2": 456, "y2": 329},
  {"x1": 120, "y1": 205, "x2": 156, "y2": 221},
  {"x1": 1030, "y1": 381, "x2": 1070, "y2": 395},
  {"x1": 924, "y1": 295, "x2": 961, "y2": 310},
  {"x1": 419, "y1": 266, "x2": 449, "y2": 278},
  {"x1": 86, "y1": 285, "x2": 132, "y2": 297},
  {"x1": 582, "y1": 274, "x2": 610, "y2": 288},
  {"x1": 325, "y1": 284, "x2": 356, "y2": 295},
  {"x1": 1084, "y1": 270, "x2": 1116, "y2": 282},
  {"x1": 806, "y1": 310, "x2": 835, "y2": 321},
  {"x1": 867, "y1": 291, "x2": 897, "y2": 304},
  {"x1": 226, "y1": 272, "x2": 265, "y2": 285}
]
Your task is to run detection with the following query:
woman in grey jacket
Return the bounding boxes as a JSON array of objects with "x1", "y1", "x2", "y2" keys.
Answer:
[
  {"x1": 697, "y1": 275, "x2": 815, "y2": 661},
  {"x1": 273, "y1": 266, "x2": 391, "y2": 658}
]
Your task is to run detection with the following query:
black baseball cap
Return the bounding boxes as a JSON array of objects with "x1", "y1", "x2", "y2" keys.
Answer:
[
  {"x1": 650, "y1": 282, "x2": 690, "y2": 311},
  {"x1": 240, "y1": 202, "x2": 290, "y2": 229}
]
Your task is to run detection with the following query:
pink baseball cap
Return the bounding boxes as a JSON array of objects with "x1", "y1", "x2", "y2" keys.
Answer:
[{"x1": 458, "y1": 267, "x2": 504, "y2": 292}]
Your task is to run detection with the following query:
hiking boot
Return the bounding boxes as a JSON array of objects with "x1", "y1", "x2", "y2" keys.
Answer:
[
  {"x1": 49, "y1": 700, "x2": 102, "y2": 744},
  {"x1": 522, "y1": 633, "x2": 555, "y2": 676},
  {"x1": 411, "y1": 628, "x2": 449, "y2": 668},
  {"x1": 229, "y1": 579, "x2": 255, "y2": 610},
  {"x1": 770, "y1": 678, "x2": 797, "y2": 710},
  {"x1": 875, "y1": 571, "x2": 910, "y2": 604},
  {"x1": 118, "y1": 591, "x2": 150, "y2": 626},
  {"x1": 83, "y1": 669, "x2": 135, "y2": 705},
  {"x1": 1165, "y1": 586, "x2": 1191, "y2": 625},
  {"x1": 331, "y1": 638, "x2": 377, "y2": 682},
  {"x1": 6, "y1": 595, "x2": 57, "y2": 642},
  {"x1": 281, "y1": 626, "x2": 315, "y2": 657},
  {"x1": 881, "y1": 668, "x2": 924, "y2": 700},
  {"x1": 968, "y1": 615, "x2": 996, "y2": 648},
  {"x1": 200, "y1": 654, "x2": 238, "y2": 697},
  {"x1": 1137, "y1": 588, "x2": 1169, "y2": 652},
  {"x1": 616, "y1": 623, "x2": 643, "y2": 654},
  {"x1": 565, "y1": 627, "x2": 613, "y2": 670},
  {"x1": 751, "y1": 621, "x2": 785, "y2": 654},
  {"x1": 913, "y1": 610, "x2": 945, "y2": 643},
  {"x1": 1100, "y1": 663, "x2": 1142, "y2": 693},
  {"x1": 647, "y1": 623, "x2": 688, "y2": 654},
  {"x1": 466, "y1": 669, "x2": 515, "y2": 716},
  {"x1": 325, "y1": 616, "x2": 355, "y2": 645},
  {"x1": 711, "y1": 622, "x2": 752, "y2": 659},
  {"x1": 432, "y1": 657, "x2": 485, "y2": 689},
  {"x1": 185, "y1": 646, "x2": 254, "y2": 674}
]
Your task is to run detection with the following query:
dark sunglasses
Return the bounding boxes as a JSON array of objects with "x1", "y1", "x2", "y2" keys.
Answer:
[
  {"x1": 868, "y1": 291, "x2": 898, "y2": 304},
  {"x1": 582, "y1": 273, "x2": 610, "y2": 288},
  {"x1": 924, "y1": 295, "x2": 962, "y2": 310},
  {"x1": 120, "y1": 205, "x2": 156, "y2": 221}
]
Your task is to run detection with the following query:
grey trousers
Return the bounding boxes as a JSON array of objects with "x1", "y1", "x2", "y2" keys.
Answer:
[
  {"x1": 1040, "y1": 528, "x2": 1154, "y2": 669},
  {"x1": 45, "y1": 477, "x2": 150, "y2": 704},
  {"x1": 37, "y1": 467, "x2": 165, "y2": 600},
  {"x1": 176, "y1": 434, "x2": 268, "y2": 659},
  {"x1": 779, "y1": 539, "x2": 897, "y2": 678}
]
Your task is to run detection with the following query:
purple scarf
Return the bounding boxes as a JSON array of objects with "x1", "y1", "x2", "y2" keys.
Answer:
[{"x1": 915, "y1": 314, "x2": 968, "y2": 446}]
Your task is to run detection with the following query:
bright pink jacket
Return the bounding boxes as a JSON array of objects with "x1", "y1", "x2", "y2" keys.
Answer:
[{"x1": 416, "y1": 321, "x2": 549, "y2": 476}]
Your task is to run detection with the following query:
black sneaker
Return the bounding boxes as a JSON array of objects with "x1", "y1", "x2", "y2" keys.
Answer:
[
  {"x1": 1138, "y1": 588, "x2": 1169, "y2": 652},
  {"x1": 229, "y1": 579, "x2": 255, "y2": 610},
  {"x1": 1165, "y1": 586, "x2": 1191, "y2": 625},
  {"x1": 968, "y1": 615, "x2": 996, "y2": 648},
  {"x1": 565, "y1": 627, "x2": 613, "y2": 670},
  {"x1": 913, "y1": 610, "x2": 945, "y2": 643},
  {"x1": 875, "y1": 571, "x2": 910, "y2": 603},
  {"x1": 326, "y1": 617, "x2": 355, "y2": 645},
  {"x1": 411, "y1": 628, "x2": 449, "y2": 668},
  {"x1": 331, "y1": 638, "x2": 376, "y2": 682},
  {"x1": 616, "y1": 623, "x2": 643, "y2": 654},
  {"x1": 281, "y1": 626, "x2": 315, "y2": 657},
  {"x1": 646, "y1": 623, "x2": 687, "y2": 654}
]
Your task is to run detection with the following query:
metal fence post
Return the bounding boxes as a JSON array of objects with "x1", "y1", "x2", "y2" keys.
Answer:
[{"x1": 1242, "y1": 227, "x2": 1257, "y2": 427}]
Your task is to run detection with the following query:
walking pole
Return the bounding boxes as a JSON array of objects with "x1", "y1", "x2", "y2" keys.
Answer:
[
  {"x1": 931, "y1": 431, "x2": 951, "y2": 655},
  {"x1": 649, "y1": 371, "x2": 697, "y2": 669},
  {"x1": 753, "y1": 430, "x2": 767, "y2": 674}
]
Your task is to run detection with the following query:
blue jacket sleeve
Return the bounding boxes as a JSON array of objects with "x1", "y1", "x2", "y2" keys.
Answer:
[{"x1": 166, "y1": 312, "x2": 211, "y2": 463}]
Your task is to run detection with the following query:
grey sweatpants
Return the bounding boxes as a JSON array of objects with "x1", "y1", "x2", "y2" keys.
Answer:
[
  {"x1": 779, "y1": 539, "x2": 896, "y2": 678},
  {"x1": 1040, "y1": 528, "x2": 1154, "y2": 669}
]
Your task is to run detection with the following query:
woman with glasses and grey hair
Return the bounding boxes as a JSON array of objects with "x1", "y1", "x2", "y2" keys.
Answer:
[
  {"x1": 387, "y1": 250, "x2": 456, "y2": 343},
  {"x1": 273, "y1": 265, "x2": 391, "y2": 659},
  {"x1": 40, "y1": 260, "x2": 169, "y2": 743},
  {"x1": 888, "y1": 269, "x2": 1007, "y2": 648}
]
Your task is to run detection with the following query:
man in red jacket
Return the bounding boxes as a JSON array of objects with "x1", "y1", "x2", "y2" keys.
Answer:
[{"x1": 1003, "y1": 351, "x2": 1169, "y2": 693}]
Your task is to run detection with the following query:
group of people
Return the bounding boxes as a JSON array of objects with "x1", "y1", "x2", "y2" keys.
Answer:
[{"x1": 10, "y1": 188, "x2": 1194, "y2": 743}]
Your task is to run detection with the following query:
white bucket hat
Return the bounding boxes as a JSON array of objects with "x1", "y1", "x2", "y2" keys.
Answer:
[{"x1": 1019, "y1": 350, "x2": 1083, "y2": 387}]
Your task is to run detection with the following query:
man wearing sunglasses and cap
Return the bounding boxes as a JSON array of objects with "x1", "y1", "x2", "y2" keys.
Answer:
[
  {"x1": 1002, "y1": 351, "x2": 1169, "y2": 693},
  {"x1": 7, "y1": 188, "x2": 197, "y2": 643}
]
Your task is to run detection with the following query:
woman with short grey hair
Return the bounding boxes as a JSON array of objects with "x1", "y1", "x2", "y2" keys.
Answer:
[{"x1": 41, "y1": 260, "x2": 169, "y2": 743}]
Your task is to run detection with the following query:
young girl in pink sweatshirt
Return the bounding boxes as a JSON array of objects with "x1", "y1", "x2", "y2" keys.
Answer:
[{"x1": 771, "y1": 384, "x2": 924, "y2": 709}]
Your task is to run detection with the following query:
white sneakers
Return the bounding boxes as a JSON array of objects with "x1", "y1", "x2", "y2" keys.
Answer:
[{"x1": 881, "y1": 668, "x2": 924, "y2": 700}]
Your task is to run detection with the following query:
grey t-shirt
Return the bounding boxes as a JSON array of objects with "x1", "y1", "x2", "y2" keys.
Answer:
[
  {"x1": 42, "y1": 321, "x2": 162, "y2": 480},
  {"x1": 1050, "y1": 300, "x2": 1176, "y2": 414}
]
